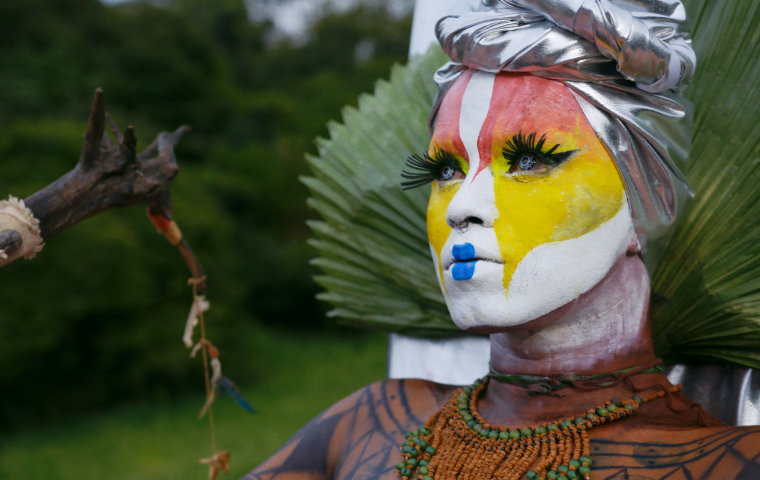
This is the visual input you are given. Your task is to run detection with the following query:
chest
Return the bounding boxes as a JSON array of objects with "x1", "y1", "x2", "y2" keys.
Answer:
[
  {"x1": 332, "y1": 428, "x2": 760, "y2": 480},
  {"x1": 586, "y1": 428, "x2": 760, "y2": 480}
]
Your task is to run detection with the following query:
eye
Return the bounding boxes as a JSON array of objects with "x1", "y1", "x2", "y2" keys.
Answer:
[
  {"x1": 517, "y1": 154, "x2": 537, "y2": 171},
  {"x1": 440, "y1": 165, "x2": 457, "y2": 181},
  {"x1": 502, "y1": 132, "x2": 576, "y2": 175},
  {"x1": 401, "y1": 149, "x2": 465, "y2": 190}
]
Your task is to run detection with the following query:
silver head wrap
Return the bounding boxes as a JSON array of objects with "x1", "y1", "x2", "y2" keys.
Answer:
[{"x1": 430, "y1": 0, "x2": 697, "y2": 270}]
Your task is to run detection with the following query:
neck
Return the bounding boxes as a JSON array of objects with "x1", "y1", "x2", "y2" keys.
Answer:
[{"x1": 489, "y1": 251, "x2": 656, "y2": 376}]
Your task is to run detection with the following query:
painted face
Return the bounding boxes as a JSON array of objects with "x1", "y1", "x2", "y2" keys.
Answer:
[{"x1": 424, "y1": 71, "x2": 635, "y2": 330}]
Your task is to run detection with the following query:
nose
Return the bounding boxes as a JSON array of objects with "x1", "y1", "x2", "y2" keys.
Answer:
[{"x1": 446, "y1": 171, "x2": 498, "y2": 230}]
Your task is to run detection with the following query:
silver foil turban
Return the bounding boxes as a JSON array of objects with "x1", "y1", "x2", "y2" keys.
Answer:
[{"x1": 430, "y1": 0, "x2": 697, "y2": 269}]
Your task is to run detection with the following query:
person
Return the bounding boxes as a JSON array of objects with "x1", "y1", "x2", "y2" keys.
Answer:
[{"x1": 245, "y1": 1, "x2": 760, "y2": 479}]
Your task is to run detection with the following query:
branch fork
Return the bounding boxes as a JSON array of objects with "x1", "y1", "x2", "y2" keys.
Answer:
[{"x1": 1, "y1": 88, "x2": 205, "y2": 290}]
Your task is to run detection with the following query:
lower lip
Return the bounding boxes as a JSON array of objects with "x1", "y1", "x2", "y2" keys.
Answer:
[{"x1": 452, "y1": 261, "x2": 477, "y2": 281}]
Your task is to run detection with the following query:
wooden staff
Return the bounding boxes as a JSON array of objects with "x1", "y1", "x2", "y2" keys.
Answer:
[{"x1": 0, "y1": 88, "x2": 206, "y2": 292}]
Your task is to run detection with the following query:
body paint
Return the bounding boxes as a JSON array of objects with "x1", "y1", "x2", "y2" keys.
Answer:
[
  {"x1": 458, "y1": 71, "x2": 495, "y2": 188},
  {"x1": 505, "y1": 196, "x2": 634, "y2": 323},
  {"x1": 484, "y1": 75, "x2": 624, "y2": 296},
  {"x1": 426, "y1": 71, "x2": 631, "y2": 328}
]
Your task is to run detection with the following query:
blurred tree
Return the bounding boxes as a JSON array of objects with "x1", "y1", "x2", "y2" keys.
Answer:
[{"x1": 0, "y1": 0, "x2": 411, "y2": 429}]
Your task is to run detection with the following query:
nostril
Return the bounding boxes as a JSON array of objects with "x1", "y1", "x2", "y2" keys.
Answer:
[{"x1": 465, "y1": 216, "x2": 483, "y2": 225}]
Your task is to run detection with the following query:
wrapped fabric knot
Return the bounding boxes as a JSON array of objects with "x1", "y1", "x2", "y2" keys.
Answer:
[{"x1": 431, "y1": 0, "x2": 697, "y2": 269}]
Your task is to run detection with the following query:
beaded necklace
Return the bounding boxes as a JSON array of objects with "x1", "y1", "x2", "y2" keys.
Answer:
[{"x1": 396, "y1": 376, "x2": 681, "y2": 480}]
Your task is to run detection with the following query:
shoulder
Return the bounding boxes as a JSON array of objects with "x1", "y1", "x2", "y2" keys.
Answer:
[
  {"x1": 244, "y1": 379, "x2": 457, "y2": 480},
  {"x1": 338, "y1": 378, "x2": 458, "y2": 439},
  {"x1": 353, "y1": 378, "x2": 458, "y2": 413},
  {"x1": 324, "y1": 379, "x2": 457, "y2": 479}
]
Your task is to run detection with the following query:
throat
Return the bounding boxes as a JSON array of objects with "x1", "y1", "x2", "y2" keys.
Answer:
[{"x1": 489, "y1": 251, "x2": 656, "y2": 376}]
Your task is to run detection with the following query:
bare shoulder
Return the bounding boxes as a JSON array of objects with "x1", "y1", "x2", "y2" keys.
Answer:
[
  {"x1": 344, "y1": 378, "x2": 458, "y2": 434},
  {"x1": 243, "y1": 379, "x2": 457, "y2": 480},
  {"x1": 590, "y1": 425, "x2": 760, "y2": 480}
]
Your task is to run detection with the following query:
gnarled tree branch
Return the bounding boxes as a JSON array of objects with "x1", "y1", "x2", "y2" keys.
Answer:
[{"x1": 3, "y1": 88, "x2": 206, "y2": 292}]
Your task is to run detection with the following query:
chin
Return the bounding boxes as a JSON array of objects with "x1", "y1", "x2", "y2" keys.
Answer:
[
  {"x1": 442, "y1": 200, "x2": 636, "y2": 332},
  {"x1": 443, "y1": 260, "x2": 511, "y2": 330},
  {"x1": 444, "y1": 258, "x2": 552, "y2": 332}
]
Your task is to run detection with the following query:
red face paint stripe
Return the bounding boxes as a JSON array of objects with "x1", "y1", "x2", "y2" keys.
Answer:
[
  {"x1": 475, "y1": 74, "x2": 532, "y2": 177},
  {"x1": 476, "y1": 73, "x2": 591, "y2": 179},
  {"x1": 430, "y1": 70, "x2": 473, "y2": 166}
]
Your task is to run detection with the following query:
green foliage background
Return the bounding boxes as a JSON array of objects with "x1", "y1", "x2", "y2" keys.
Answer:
[{"x1": 0, "y1": 0, "x2": 411, "y2": 430}]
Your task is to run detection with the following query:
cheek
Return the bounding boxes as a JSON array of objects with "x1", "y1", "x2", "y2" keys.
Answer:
[
  {"x1": 427, "y1": 182, "x2": 458, "y2": 273},
  {"x1": 493, "y1": 155, "x2": 625, "y2": 288}
]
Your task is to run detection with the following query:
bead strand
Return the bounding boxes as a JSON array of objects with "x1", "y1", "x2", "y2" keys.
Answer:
[{"x1": 397, "y1": 377, "x2": 681, "y2": 480}]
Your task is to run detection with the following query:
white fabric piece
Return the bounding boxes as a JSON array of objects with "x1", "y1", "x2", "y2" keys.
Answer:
[
  {"x1": 409, "y1": 0, "x2": 459, "y2": 58},
  {"x1": 387, "y1": 333, "x2": 490, "y2": 385},
  {"x1": 200, "y1": 357, "x2": 223, "y2": 418}
]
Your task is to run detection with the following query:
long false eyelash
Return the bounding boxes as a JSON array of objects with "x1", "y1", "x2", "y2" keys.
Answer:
[
  {"x1": 400, "y1": 149, "x2": 460, "y2": 190},
  {"x1": 502, "y1": 132, "x2": 577, "y2": 168}
]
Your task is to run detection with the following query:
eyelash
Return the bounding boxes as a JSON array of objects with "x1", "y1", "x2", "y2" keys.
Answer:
[
  {"x1": 400, "y1": 133, "x2": 575, "y2": 190},
  {"x1": 502, "y1": 132, "x2": 576, "y2": 172},
  {"x1": 400, "y1": 149, "x2": 463, "y2": 190}
]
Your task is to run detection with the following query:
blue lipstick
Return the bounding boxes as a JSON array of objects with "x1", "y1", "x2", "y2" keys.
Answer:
[{"x1": 452, "y1": 243, "x2": 476, "y2": 281}]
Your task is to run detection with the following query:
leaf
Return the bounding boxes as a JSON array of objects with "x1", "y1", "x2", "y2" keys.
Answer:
[
  {"x1": 650, "y1": 0, "x2": 760, "y2": 367},
  {"x1": 302, "y1": 46, "x2": 454, "y2": 335}
]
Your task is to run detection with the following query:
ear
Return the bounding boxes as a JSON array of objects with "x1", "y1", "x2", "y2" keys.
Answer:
[{"x1": 626, "y1": 232, "x2": 641, "y2": 254}]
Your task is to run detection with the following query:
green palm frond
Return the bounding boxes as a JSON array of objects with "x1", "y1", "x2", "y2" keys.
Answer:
[
  {"x1": 650, "y1": 0, "x2": 760, "y2": 367},
  {"x1": 303, "y1": 0, "x2": 760, "y2": 364},
  {"x1": 303, "y1": 47, "x2": 456, "y2": 335}
]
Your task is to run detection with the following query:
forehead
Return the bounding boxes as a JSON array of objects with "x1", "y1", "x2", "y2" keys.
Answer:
[{"x1": 430, "y1": 71, "x2": 596, "y2": 172}]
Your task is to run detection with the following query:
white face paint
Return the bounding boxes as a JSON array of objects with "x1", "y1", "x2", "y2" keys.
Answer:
[
  {"x1": 503, "y1": 196, "x2": 635, "y2": 325},
  {"x1": 441, "y1": 193, "x2": 634, "y2": 330},
  {"x1": 425, "y1": 72, "x2": 632, "y2": 331},
  {"x1": 440, "y1": 168, "x2": 508, "y2": 329},
  {"x1": 458, "y1": 71, "x2": 494, "y2": 190}
]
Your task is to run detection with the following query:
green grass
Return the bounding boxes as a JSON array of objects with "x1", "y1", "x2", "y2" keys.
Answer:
[{"x1": 0, "y1": 329, "x2": 387, "y2": 480}]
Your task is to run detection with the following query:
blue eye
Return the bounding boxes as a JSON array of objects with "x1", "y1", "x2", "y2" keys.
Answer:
[
  {"x1": 503, "y1": 132, "x2": 576, "y2": 174},
  {"x1": 441, "y1": 165, "x2": 456, "y2": 180},
  {"x1": 401, "y1": 149, "x2": 463, "y2": 190},
  {"x1": 518, "y1": 154, "x2": 536, "y2": 170}
]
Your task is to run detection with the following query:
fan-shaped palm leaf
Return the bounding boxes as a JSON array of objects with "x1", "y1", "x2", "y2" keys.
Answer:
[{"x1": 303, "y1": 48, "x2": 455, "y2": 335}]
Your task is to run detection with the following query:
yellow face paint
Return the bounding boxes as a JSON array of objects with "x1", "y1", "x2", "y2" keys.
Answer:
[
  {"x1": 426, "y1": 72, "x2": 626, "y2": 305},
  {"x1": 426, "y1": 70, "x2": 473, "y2": 292},
  {"x1": 428, "y1": 180, "x2": 460, "y2": 292},
  {"x1": 491, "y1": 122, "x2": 624, "y2": 292}
]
